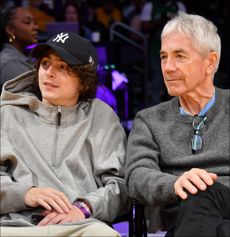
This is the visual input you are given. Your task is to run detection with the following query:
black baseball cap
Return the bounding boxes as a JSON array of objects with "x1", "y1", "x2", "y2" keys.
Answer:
[{"x1": 30, "y1": 32, "x2": 98, "y2": 67}]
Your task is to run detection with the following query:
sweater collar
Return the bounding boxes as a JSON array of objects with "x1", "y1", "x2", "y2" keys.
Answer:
[
  {"x1": 179, "y1": 90, "x2": 216, "y2": 116},
  {"x1": 172, "y1": 87, "x2": 224, "y2": 124}
]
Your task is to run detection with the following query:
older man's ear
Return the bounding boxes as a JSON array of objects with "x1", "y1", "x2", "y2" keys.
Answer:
[{"x1": 206, "y1": 51, "x2": 218, "y2": 75}]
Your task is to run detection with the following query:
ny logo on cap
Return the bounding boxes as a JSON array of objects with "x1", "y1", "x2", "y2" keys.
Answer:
[
  {"x1": 53, "y1": 32, "x2": 69, "y2": 43},
  {"x1": 89, "y1": 56, "x2": 93, "y2": 64}
]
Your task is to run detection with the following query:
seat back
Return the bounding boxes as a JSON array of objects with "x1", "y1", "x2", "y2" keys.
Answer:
[
  {"x1": 112, "y1": 198, "x2": 147, "y2": 237},
  {"x1": 131, "y1": 199, "x2": 147, "y2": 237}
]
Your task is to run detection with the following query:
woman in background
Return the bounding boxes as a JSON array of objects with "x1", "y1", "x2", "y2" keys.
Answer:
[{"x1": 0, "y1": 6, "x2": 38, "y2": 91}]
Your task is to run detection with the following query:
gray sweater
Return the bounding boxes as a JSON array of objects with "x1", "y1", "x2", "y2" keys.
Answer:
[
  {"x1": 126, "y1": 87, "x2": 229, "y2": 231},
  {"x1": 0, "y1": 71, "x2": 128, "y2": 226}
]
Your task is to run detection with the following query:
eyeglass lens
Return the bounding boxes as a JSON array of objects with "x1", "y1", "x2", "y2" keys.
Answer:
[{"x1": 191, "y1": 115, "x2": 207, "y2": 154}]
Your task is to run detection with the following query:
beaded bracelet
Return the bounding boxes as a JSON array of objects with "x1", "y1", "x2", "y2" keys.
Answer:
[{"x1": 73, "y1": 201, "x2": 92, "y2": 218}]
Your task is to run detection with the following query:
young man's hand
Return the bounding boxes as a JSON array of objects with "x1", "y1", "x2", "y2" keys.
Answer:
[
  {"x1": 24, "y1": 187, "x2": 72, "y2": 213},
  {"x1": 174, "y1": 168, "x2": 218, "y2": 199},
  {"x1": 37, "y1": 205, "x2": 85, "y2": 226}
]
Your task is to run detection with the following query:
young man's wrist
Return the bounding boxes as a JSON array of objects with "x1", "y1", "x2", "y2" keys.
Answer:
[{"x1": 73, "y1": 201, "x2": 92, "y2": 218}]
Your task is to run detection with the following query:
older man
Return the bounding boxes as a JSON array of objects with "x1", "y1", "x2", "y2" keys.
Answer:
[{"x1": 126, "y1": 12, "x2": 229, "y2": 237}]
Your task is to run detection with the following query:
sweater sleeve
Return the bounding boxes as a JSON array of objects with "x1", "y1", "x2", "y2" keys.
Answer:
[
  {"x1": 79, "y1": 115, "x2": 129, "y2": 222},
  {"x1": 125, "y1": 111, "x2": 178, "y2": 206}
]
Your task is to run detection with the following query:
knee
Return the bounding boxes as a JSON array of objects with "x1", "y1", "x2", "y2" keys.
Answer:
[
  {"x1": 202, "y1": 181, "x2": 225, "y2": 195},
  {"x1": 81, "y1": 222, "x2": 121, "y2": 237},
  {"x1": 217, "y1": 220, "x2": 230, "y2": 237},
  {"x1": 179, "y1": 182, "x2": 226, "y2": 208}
]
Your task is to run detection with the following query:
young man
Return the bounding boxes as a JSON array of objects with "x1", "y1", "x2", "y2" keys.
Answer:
[
  {"x1": 126, "y1": 12, "x2": 229, "y2": 236},
  {"x1": 0, "y1": 32, "x2": 128, "y2": 237}
]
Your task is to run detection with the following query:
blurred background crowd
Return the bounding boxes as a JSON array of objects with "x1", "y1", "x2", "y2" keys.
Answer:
[{"x1": 0, "y1": 0, "x2": 229, "y2": 125}]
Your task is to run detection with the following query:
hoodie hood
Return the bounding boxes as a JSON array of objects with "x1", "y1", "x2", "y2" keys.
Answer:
[
  {"x1": 0, "y1": 70, "x2": 93, "y2": 125},
  {"x1": 1, "y1": 70, "x2": 40, "y2": 108}
]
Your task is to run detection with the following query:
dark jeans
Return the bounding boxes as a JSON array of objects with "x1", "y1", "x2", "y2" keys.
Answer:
[{"x1": 166, "y1": 182, "x2": 230, "y2": 237}]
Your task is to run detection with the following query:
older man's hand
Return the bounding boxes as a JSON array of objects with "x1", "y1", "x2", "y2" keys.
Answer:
[{"x1": 174, "y1": 168, "x2": 218, "y2": 199}]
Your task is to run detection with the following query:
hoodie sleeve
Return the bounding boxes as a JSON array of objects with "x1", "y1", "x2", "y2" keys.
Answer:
[
  {"x1": 0, "y1": 129, "x2": 35, "y2": 214},
  {"x1": 80, "y1": 114, "x2": 129, "y2": 223}
]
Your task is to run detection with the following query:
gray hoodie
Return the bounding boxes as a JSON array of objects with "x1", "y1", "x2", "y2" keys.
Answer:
[{"x1": 0, "y1": 70, "x2": 128, "y2": 226}]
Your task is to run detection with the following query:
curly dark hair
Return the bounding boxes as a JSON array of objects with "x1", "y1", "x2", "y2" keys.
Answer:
[
  {"x1": 34, "y1": 49, "x2": 98, "y2": 102},
  {"x1": 70, "y1": 63, "x2": 98, "y2": 101}
]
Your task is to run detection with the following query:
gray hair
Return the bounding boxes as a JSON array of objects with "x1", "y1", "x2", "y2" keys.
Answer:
[{"x1": 161, "y1": 11, "x2": 221, "y2": 72}]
